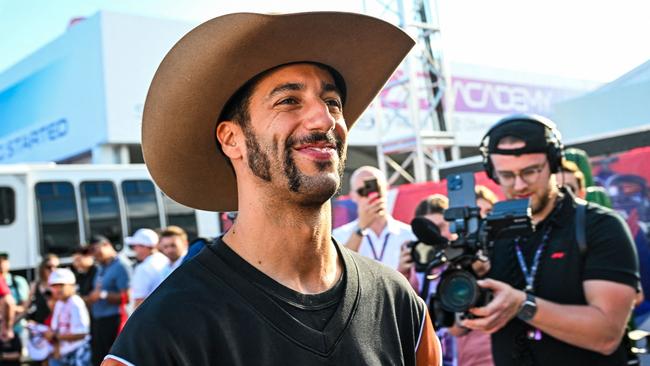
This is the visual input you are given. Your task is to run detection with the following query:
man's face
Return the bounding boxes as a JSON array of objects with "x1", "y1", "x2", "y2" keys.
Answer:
[
  {"x1": 90, "y1": 242, "x2": 112, "y2": 263},
  {"x1": 159, "y1": 236, "x2": 187, "y2": 263},
  {"x1": 0, "y1": 258, "x2": 9, "y2": 273},
  {"x1": 130, "y1": 244, "x2": 152, "y2": 262},
  {"x1": 424, "y1": 213, "x2": 455, "y2": 241},
  {"x1": 349, "y1": 171, "x2": 388, "y2": 204},
  {"x1": 560, "y1": 172, "x2": 585, "y2": 198},
  {"x1": 72, "y1": 253, "x2": 94, "y2": 272},
  {"x1": 241, "y1": 63, "x2": 348, "y2": 207},
  {"x1": 490, "y1": 146, "x2": 553, "y2": 215},
  {"x1": 50, "y1": 284, "x2": 74, "y2": 300}
]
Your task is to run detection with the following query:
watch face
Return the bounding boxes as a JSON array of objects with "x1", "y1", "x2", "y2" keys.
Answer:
[{"x1": 518, "y1": 296, "x2": 537, "y2": 321}]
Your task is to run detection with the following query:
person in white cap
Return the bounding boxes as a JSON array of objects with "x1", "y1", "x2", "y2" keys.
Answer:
[
  {"x1": 45, "y1": 268, "x2": 91, "y2": 366},
  {"x1": 125, "y1": 228, "x2": 169, "y2": 309},
  {"x1": 103, "y1": 11, "x2": 441, "y2": 366}
]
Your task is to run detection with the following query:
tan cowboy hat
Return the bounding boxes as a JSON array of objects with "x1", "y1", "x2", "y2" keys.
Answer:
[{"x1": 143, "y1": 12, "x2": 415, "y2": 212}]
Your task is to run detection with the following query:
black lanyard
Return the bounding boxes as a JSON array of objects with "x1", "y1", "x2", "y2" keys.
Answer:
[
  {"x1": 366, "y1": 233, "x2": 391, "y2": 262},
  {"x1": 514, "y1": 226, "x2": 552, "y2": 293}
]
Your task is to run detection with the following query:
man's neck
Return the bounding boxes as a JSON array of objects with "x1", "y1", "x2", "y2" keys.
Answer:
[
  {"x1": 101, "y1": 255, "x2": 116, "y2": 266},
  {"x1": 222, "y1": 199, "x2": 340, "y2": 295},
  {"x1": 368, "y1": 216, "x2": 389, "y2": 237}
]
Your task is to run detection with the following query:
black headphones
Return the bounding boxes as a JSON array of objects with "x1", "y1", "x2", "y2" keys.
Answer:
[{"x1": 479, "y1": 114, "x2": 564, "y2": 182}]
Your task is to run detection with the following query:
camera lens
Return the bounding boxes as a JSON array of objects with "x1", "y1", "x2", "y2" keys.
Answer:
[{"x1": 437, "y1": 270, "x2": 480, "y2": 312}]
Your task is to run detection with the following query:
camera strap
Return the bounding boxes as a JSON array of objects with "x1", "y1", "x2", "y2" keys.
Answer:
[
  {"x1": 515, "y1": 226, "x2": 552, "y2": 293},
  {"x1": 366, "y1": 234, "x2": 391, "y2": 262}
]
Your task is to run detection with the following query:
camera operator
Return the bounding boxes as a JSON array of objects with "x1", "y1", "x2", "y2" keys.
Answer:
[
  {"x1": 333, "y1": 166, "x2": 416, "y2": 272},
  {"x1": 462, "y1": 114, "x2": 639, "y2": 365}
]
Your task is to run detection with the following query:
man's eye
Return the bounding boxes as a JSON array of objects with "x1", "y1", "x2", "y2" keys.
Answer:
[
  {"x1": 277, "y1": 97, "x2": 298, "y2": 105},
  {"x1": 326, "y1": 99, "x2": 343, "y2": 110},
  {"x1": 499, "y1": 173, "x2": 514, "y2": 179}
]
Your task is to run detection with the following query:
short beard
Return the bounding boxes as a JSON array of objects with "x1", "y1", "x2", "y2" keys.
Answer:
[
  {"x1": 531, "y1": 183, "x2": 553, "y2": 215},
  {"x1": 242, "y1": 125, "x2": 346, "y2": 206},
  {"x1": 243, "y1": 125, "x2": 272, "y2": 182},
  {"x1": 284, "y1": 132, "x2": 347, "y2": 207}
]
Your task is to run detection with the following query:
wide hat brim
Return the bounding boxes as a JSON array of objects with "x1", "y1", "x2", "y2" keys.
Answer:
[{"x1": 143, "y1": 12, "x2": 415, "y2": 212}]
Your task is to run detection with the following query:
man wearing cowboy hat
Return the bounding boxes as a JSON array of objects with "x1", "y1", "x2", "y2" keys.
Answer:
[{"x1": 103, "y1": 11, "x2": 441, "y2": 366}]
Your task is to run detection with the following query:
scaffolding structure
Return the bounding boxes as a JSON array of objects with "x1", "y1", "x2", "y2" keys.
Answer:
[{"x1": 362, "y1": 0, "x2": 454, "y2": 184}]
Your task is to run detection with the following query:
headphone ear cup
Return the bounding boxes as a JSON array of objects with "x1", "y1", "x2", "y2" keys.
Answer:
[
  {"x1": 484, "y1": 156, "x2": 499, "y2": 183},
  {"x1": 546, "y1": 133, "x2": 564, "y2": 174}
]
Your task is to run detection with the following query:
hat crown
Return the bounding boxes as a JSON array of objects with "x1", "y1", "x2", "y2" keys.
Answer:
[
  {"x1": 48, "y1": 268, "x2": 76, "y2": 285},
  {"x1": 127, "y1": 228, "x2": 159, "y2": 246}
]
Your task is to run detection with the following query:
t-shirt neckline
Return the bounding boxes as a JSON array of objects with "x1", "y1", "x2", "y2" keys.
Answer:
[{"x1": 197, "y1": 237, "x2": 361, "y2": 357}]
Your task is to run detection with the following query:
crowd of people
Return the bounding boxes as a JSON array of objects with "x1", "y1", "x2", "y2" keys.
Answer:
[
  {"x1": 0, "y1": 225, "x2": 194, "y2": 366},
  {"x1": 331, "y1": 113, "x2": 639, "y2": 366}
]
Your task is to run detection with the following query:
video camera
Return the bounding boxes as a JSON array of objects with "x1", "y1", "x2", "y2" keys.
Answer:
[{"x1": 409, "y1": 172, "x2": 533, "y2": 327}]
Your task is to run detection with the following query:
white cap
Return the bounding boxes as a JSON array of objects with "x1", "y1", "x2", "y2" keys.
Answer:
[
  {"x1": 125, "y1": 228, "x2": 159, "y2": 247},
  {"x1": 48, "y1": 268, "x2": 76, "y2": 286}
]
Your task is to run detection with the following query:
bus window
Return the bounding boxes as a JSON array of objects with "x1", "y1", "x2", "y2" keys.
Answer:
[
  {"x1": 162, "y1": 193, "x2": 197, "y2": 240},
  {"x1": 81, "y1": 181, "x2": 123, "y2": 250},
  {"x1": 35, "y1": 182, "x2": 80, "y2": 256},
  {"x1": 122, "y1": 180, "x2": 161, "y2": 235},
  {"x1": 0, "y1": 187, "x2": 15, "y2": 225}
]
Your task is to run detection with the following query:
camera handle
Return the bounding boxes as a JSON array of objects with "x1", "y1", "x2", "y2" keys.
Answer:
[{"x1": 418, "y1": 256, "x2": 446, "y2": 300}]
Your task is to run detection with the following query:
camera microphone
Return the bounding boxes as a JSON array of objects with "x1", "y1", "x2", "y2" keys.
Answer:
[{"x1": 411, "y1": 217, "x2": 448, "y2": 247}]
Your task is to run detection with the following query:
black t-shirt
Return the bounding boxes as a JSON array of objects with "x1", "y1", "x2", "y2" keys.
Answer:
[
  {"x1": 75, "y1": 265, "x2": 98, "y2": 297},
  {"x1": 108, "y1": 237, "x2": 435, "y2": 365},
  {"x1": 488, "y1": 194, "x2": 640, "y2": 366},
  {"x1": 216, "y1": 240, "x2": 344, "y2": 332}
]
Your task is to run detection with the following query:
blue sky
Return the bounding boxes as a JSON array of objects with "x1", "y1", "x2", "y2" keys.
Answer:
[{"x1": 1, "y1": 0, "x2": 649, "y2": 82}]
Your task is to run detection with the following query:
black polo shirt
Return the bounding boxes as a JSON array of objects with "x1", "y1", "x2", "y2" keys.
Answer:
[{"x1": 488, "y1": 193, "x2": 639, "y2": 366}]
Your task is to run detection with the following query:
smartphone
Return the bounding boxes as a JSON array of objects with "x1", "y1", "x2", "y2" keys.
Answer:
[
  {"x1": 446, "y1": 172, "x2": 479, "y2": 234},
  {"x1": 357, "y1": 178, "x2": 380, "y2": 197}
]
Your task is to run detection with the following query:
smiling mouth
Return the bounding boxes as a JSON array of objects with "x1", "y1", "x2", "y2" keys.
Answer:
[{"x1": 294, "y1": 142, "x2": 337, "y2": 160}]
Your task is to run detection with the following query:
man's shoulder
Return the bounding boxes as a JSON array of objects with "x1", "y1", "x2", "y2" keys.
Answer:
[
  {"x1": 343, "y1": 246, "x2": 418, "y2": 296},
  {"x1": 108, "y1": 256, "x2": 132, "y2": 273},
  {"x1": 70, "y1": 294, "x2": 86, "y2": 308},
  {"x1": 138, "y1": 253, "x2": 169, "y2": 273},
  {"x1": 387, "y1": 216, "x2": 415, "y2": 235},
  {"x1": 133, "y1": 256, "x2": 234, "y2": 317}
]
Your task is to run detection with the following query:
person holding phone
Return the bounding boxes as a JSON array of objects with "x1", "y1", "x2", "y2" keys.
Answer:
[{"x1": 333, "y1": 166, "x2": 416, "y2": 272}]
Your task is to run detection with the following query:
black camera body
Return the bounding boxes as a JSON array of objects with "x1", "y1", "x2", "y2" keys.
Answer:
[{"x1": 411, "y1": 172, "x2": 533, "y2": 327}]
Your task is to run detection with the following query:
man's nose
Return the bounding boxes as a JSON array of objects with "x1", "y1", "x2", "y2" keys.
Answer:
[
  {"x1": 513, "y1": 174, "x2": 528, "y2": 191},
  {"x1": 303, "y1": 98, "x2": 336, "y2": 131}
]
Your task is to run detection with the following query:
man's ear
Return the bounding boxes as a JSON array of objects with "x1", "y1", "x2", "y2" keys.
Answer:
[{"x1": 216, "y1": 121, "x2": 243, "y2": 160}]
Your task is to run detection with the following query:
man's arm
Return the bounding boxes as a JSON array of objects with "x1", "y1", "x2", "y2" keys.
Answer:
[
  {"x1": 343, "y1": 194, "x2": 385, "y2": 252},
  {"x1": 462, "y1": 278, "x2": 635, "y2": 355},
  {"x1": 0, "y1": 294, "x2": 16, "y2": 341}
]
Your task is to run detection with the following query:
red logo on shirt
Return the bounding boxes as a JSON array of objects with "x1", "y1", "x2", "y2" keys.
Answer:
[{"x1": 551, "y1": 252, "x2": 565, "y2": 259}]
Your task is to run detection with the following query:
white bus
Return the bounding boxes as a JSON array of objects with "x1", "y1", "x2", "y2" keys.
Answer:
[{"x1": 0, "y1": 163, "x2": 223, "y2": 274}]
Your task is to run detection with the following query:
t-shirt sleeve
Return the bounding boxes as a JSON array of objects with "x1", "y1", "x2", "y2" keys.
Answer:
[
  {"x1": 108, "y1": 310, "x2": 183, "y2": 365},
  {"x1": 583, "y1": 207, "x2": 639, "y2": 289},
  {"x1": 70, "y1": 297, "x2": 90, "y2": 334},
  {"x1": 415, "y1": 310, "x2": 442, "y2": 366},
  {"x1": 16, "y1": 276, "x2": 30, "y2": 303},
  {"x1": 130, "y1": 267, "x2": 148, "y2": 299}
]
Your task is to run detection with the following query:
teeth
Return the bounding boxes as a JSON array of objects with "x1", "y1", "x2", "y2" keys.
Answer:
[{"x1": 306, "y1": 146, "x2": 333, "y2": 152}]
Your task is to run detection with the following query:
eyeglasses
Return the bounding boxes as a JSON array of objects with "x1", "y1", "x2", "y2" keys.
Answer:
[{"x1": 495, "y1": 161, "x2": 547, "y2": 188}]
